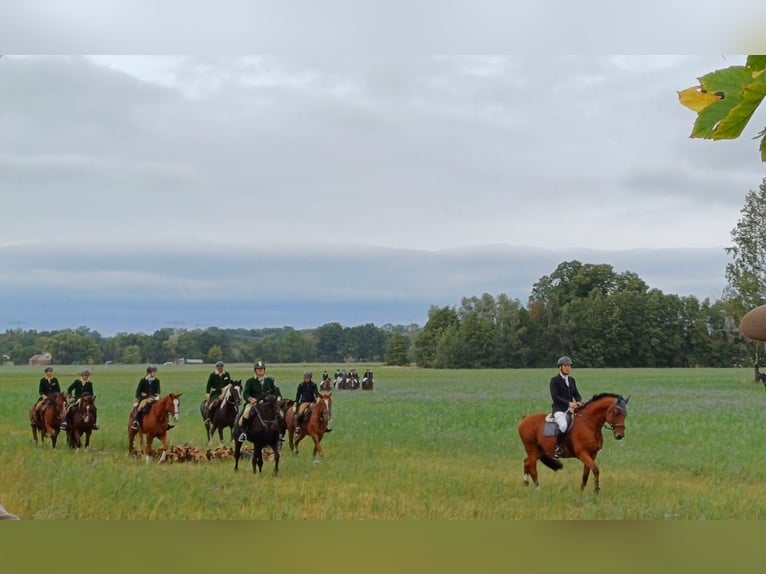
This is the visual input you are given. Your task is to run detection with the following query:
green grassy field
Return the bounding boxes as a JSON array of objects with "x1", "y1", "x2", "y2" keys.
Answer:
[{"x1": 1, "y1": 363, "x2": 765, "y2": 520}]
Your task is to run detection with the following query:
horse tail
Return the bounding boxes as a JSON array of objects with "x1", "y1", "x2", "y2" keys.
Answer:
[{"x1": 540, "y1": 454, "x2": 563, "y2": 471}]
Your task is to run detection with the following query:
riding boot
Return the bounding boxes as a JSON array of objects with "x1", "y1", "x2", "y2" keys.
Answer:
[
  {"x1": 554, "y1": 429, "x2": 565, "y2": 458},
  {"x1": 132, "y1": 411, "x2": 142, "y2": 431}
]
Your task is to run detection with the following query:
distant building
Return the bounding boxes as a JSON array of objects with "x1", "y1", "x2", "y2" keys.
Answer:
[{"x1": 28, "y1": 352, "x2": 52, "y2": 366}]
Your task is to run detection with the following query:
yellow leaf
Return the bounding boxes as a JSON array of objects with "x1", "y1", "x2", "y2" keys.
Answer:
[{"x1": 677, "y1": 86, "x2": 723, "y2": 112}]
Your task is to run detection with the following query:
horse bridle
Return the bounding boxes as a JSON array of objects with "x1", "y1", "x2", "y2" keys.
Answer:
[{"x1": 603, "y1": 404, "x2": 627, "y2": 433}]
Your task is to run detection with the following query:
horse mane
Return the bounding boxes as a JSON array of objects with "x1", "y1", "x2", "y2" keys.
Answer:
[{"x1": 580, "y1": 393, "x2": 624, "y2": 408}]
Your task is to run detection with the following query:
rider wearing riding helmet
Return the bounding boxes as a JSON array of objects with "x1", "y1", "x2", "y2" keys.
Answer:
[
  {"x1": 131, "y1": 365, "x2": 162, "y2": 430},
  {"x1": 550, "y1": 356, "x2": 582, "y2": 458},
  {"x1": 204, "y1": 360, "x2": 232, "y2": 424}
]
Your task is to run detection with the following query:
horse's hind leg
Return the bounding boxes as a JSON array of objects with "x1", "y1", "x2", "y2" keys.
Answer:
[{"x1": 522, "y1": 452, "x2": 540, "y2": 487}]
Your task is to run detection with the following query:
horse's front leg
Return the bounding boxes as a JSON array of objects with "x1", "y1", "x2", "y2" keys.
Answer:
[
  {"x1": 312, "y1": 435, "x2": 324, "y2": 459},
  {"x1": 84, "y1": 430, "x2": 91, "y2": 448},
  {"x1": 577, "y1": 452, "x2": 600, "y2": 493},
  {"x1": 273, "y1": 448, "x2": 280, "y2": 476}
]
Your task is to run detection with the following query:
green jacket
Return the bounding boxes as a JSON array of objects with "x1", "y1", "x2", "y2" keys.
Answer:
[
  {"x1": 135, "y1": 376, "x2": 161, "y2": 400},
  {"x1": 244, "y1": 376, "x2": 281, "y2": 402},
  {"x1": 206, "y1": 371, "x2": 232, "y2": 399},
  {"x1": 67, "y1": 379, "x2": 94, "y2": 399},
  {"x1": 38, "y1": 376, "x2": 61, "y2": 397}
]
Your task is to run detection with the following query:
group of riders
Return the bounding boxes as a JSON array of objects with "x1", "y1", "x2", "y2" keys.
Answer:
[
  {"x1": 32, "y1": 356, "x2": 575, "y2": 456},
  {"x1": 199, "y1": 360, "x2": 332, "y2": 442},
  {"x1": 30, "y1": 366, "x2": 100, "y2": 432},
  {"x1": 30, "y1": 360, "x2": 334, "y2": 443},
  {"x1": 326, "y1": 368, "x2": 373, "y2": 390}
]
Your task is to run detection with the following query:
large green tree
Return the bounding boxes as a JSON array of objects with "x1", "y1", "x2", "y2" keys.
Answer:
[{"x1": 723, "y1": 177, "x2": 766, "y2": 376}]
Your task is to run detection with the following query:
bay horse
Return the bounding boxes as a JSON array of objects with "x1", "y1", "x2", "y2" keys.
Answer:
[
  {"x1": 66, "y1": 394, "x2": 97, "y2": 449},
  {"x1": 361, "y1": 375, "x2": 374, "y2": 390},
  {"x1": 517, "y1": 393, "x2": 629, "y2": 494},
  {"x1": 320, "y1": 377, "x2": 332, "y2": 392},
  {"x1": 286, "y1": 392, "x2": 332, "y2": 460},
  {"x1": 201, "y1": 381, "x2": 242, "y2": 443},
  {"x1": 128, "y1": 392, "x2": 182, "y2": 459},
  {"x1": 30, "y1": 391, "x2": 66, "y2": 448},
  {"x1": 233, "y1": 395, "x2": 284, "y2": 475}
]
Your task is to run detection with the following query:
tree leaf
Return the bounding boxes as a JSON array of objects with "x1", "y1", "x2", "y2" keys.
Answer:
[
  {"x1": 677, "y1": 86, "x2": 723, "y2": 112},
  {"x1": 746, "y1": 55, "x2": 766, "y2": 71},
  {"x1": 688, "y1": 66, "x2": 766, "y2": 139}
]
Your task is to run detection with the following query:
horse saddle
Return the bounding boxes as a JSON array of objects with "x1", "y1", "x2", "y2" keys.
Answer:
[{"x1": 543, "y1": 412, "x2": 572, "y2": 437}]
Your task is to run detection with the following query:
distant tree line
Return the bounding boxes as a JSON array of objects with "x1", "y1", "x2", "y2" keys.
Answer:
[
  {"x1": 415, "y1": 260, "x2": 747, "y2": 368},
  {"x1": 0, "y1": 260, "x2": 751, "y2": 370},
  {"x1": 0, "y1": 323, "x2": 419, "y2": 368}
]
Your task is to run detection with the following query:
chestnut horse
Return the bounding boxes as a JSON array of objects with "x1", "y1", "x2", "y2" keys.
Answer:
[
  {"x1": 30, "y1": 392, "x2": 66, "y2": 448},
  {"x1": 517, "y1": 393, "x2": 629, "y2": 494},
  {"x1": 286, "y1": 392, "x2": 332, "y2": 460},
  {"x1": 66, "y1": 394, "x2": 97, "y2": 449},
  {"x1": 201, "y1": 381, "x2": 242, "y2": 443},
  {"x1": 233, "y1": 395, "x2": 285, "y2": 475},
  {"x1": 128, "y1": 393, "x2": 182, "y2": 459}
]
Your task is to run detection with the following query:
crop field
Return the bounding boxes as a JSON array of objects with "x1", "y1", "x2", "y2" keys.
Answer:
[{"x1": 1, "y1": 363, "x2": 765, "y2": 520}]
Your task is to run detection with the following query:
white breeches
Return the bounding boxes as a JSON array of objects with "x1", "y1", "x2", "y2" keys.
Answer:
[{"x1": 553, "y1": 411, "x2": 568, "y2": 433}]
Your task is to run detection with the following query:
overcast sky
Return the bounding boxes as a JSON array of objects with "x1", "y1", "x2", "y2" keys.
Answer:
[{"x1": 1, "y1": 52, "x2": 765, "y2": 334}]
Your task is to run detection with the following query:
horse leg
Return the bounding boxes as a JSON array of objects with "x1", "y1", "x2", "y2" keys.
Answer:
[
  {"x1": 522, "y1": 452, "x2": 540, "y2": 487},
  {"x1": 233, "y1": 439, "x2": 242, "y2": 471},
  {"x1": 311, "y1": 434, "x2": 324, "y2": 460},
  {"x1": 84, "y1": 430, "x2": 91, "y2": 448},
  {"x1": 253, "y1": 448, "x2": 262, "y2": 474},
  {"x1": 577, "y1": 453, "x2": 600, "y2": 493},
  {"x1": 273, "y1": 445, "x2": 280, "y2": 476},
  {"x1": 293, "y1": 430, "x2": 306, "y2": 455}
]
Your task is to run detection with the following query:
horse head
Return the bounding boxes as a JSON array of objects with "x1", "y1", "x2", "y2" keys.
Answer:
[
  {"x1": 167, "y1": 393, "x2": 182, "y2": 422},
  {"x1": 225, "y1": 382, "x2": 243, "y2": 406},
  {"x1": 606, "y1": 395, "x2": 629, "y2": 440},
  {"x1": 229, "y1": 380, "x2": 242, "y2": 406},
  {"x1": 79, "y1": 395, "x2": 96, "y2": 423},
  {"x1": 317, "y1": 393, "x2": 333, "y2": 426}
]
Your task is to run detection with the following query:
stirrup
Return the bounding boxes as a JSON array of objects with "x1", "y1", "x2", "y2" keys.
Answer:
[
  {"x1": 238, "y1": 433, "x2": 247, "y2": 442},
  {"x1": 131, "y1": 421, "x2": 139, "y2": 430}
]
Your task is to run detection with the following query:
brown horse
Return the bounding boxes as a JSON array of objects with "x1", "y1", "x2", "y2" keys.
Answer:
[
  {"x1": 30, "y1": 392, "x2": 66, "y2": 448},
  {"x1": 201, "y1": 381, "x2": 242, "y2": 443},
  {"x1": 319, "y1": 377, "x2": 332, "y2": 392},
  {"x1": 128, "y1": 393, "x2": 182, "y2": 459},
  {"x1": 517, "y1": 393, "x2": 629, "y2": 494},
  {"x1": 286, "y1": 392, "x2": 332, "y2": 460},
  {"x1": 66, "y1": 394, "x2": 97, "y2": 449}
]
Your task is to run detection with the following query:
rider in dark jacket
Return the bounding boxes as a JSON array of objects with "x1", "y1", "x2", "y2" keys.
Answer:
[{"x1": 550, "y1": 356, "x2": 582, "y2": 457}]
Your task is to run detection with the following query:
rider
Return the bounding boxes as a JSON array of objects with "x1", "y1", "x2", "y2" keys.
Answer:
[
  {"x1": 131, "y1": 365, "x2": 162, "y2": 430},
  {"x1": 204, "y1": 361, "x2": 232, "y2": 424},
  {"x1": 63, "y1": 369, "x2": 98, "y2": 430},
  {"x1": 31, "y1": 366, "x2": 61, "y2": 427},
  {"x1": 293, "y1": 371, "x2": 331, "y2": 433},
  {"x1": 238, "y1": 360, "x2": 282, "y2": 441},
  {"x1": 550, "y1": 356, "x2": 582, "y2": 458}
]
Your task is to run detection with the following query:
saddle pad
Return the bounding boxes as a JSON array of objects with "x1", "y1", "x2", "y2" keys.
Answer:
[{"x1": 543, "y1": 421, "x2": 557, "y2": 437}]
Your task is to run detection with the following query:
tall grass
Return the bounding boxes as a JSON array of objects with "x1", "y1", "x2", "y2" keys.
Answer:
[{"x1": 1, "y1": 364, "x2": 764, "y2": 519}]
